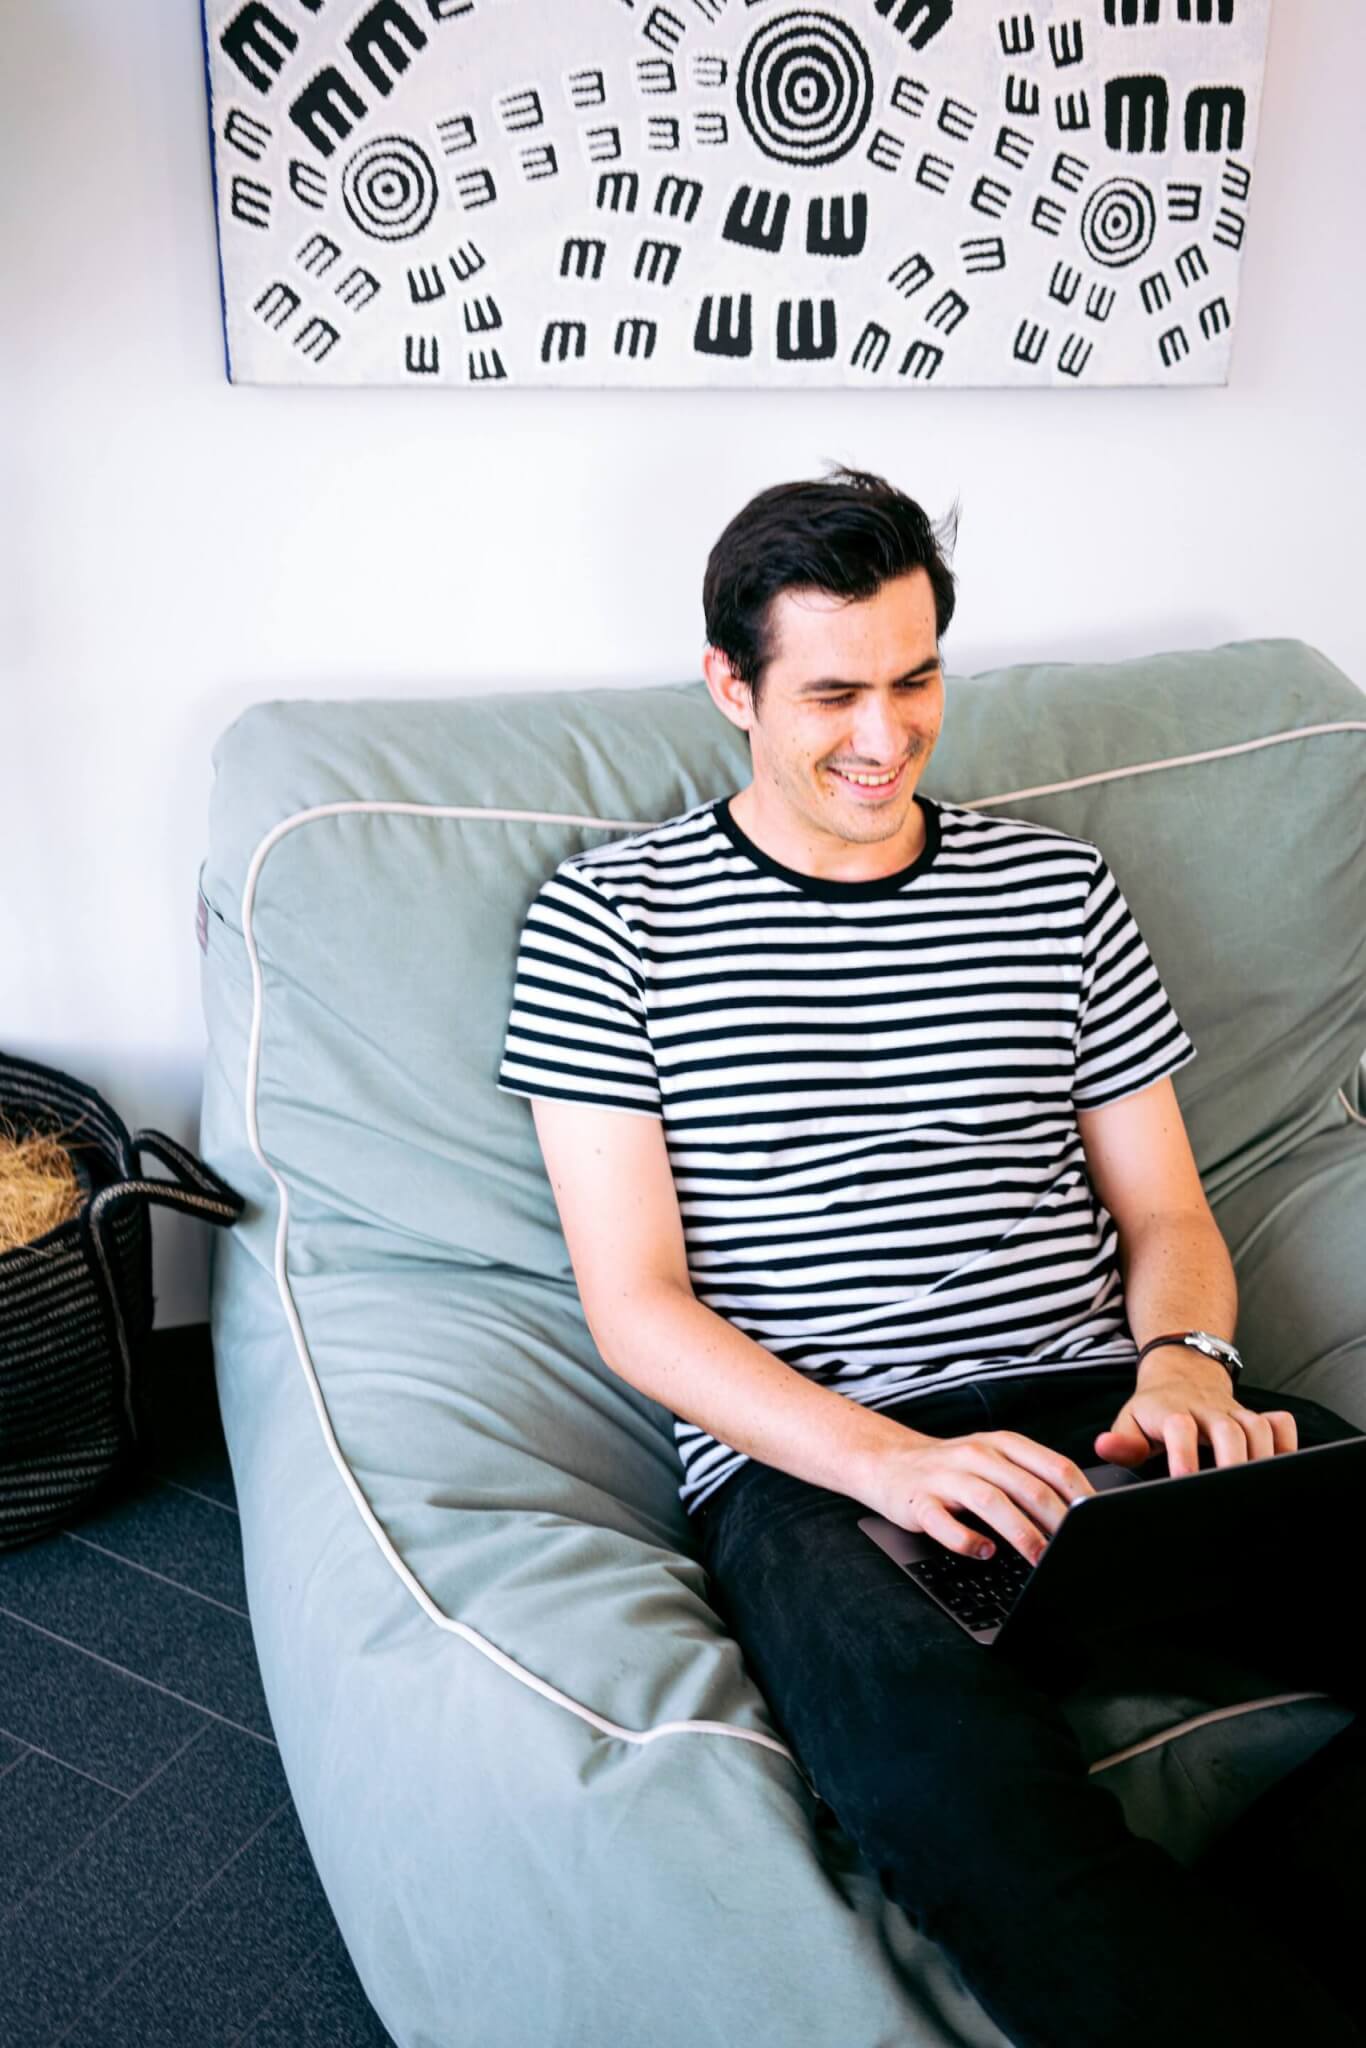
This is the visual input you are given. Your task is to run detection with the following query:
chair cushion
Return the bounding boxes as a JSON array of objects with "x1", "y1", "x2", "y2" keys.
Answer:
[{"x1": 199, "y1": 638, "x2": 1365, "y2": 2047}]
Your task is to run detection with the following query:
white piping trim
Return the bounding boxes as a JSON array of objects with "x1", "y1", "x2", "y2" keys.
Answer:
[
  {"x1": 1339, "y1": 1087, "x2": 1366, "y2": 1128},
  {"x1": 235, "y1": 718, "x2": 1365, "y2": 1779},
  {"x1": 241, "y1": 804, "x2": 793, "y2": 1766},
  {"x1": 956, "y1": 722, "x2": 1366, "y2": 809},
  {"x1": 1085, "y1": 1689, "x2": 1338, "y2": 1775}
]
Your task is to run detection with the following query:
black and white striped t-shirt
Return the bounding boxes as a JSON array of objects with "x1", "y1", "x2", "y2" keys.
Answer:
[{"x1": 498, "y1": 794, "x2": 1196, "y2": 1516}]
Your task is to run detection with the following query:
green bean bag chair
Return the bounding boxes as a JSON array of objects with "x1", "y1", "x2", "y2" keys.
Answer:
[{"x1": 198, "y1": 638, "x2": 1366, "y2": 2047}]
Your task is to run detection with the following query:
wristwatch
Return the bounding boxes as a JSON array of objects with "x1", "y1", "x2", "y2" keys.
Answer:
[{"x1": 1134, "y1": 1329, "x2": 1244, "y2": 1387}]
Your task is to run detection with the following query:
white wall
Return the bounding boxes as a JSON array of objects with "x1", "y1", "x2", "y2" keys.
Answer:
[{"x1": 5, "y1": 0, "x2": 1364, "y2": 1326}]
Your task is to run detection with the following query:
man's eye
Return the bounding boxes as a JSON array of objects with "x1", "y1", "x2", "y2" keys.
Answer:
[{"x1": 813, "y1": 681, "x2": 931, "y2": 705}]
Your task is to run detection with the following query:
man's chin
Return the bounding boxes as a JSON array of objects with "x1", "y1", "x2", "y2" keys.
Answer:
[{"x1": 818, "y1": 781, "x2": 920, "y2": 837}]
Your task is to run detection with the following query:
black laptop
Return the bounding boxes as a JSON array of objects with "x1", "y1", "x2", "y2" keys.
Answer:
[{"x1": 858, "y1": 1436, "x2": 1366, "y2": 1685}]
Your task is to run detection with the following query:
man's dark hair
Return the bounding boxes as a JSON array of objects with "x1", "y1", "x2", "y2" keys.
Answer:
[{"x1": 703, "y1": 466, "x2": 959, "y2": 708}]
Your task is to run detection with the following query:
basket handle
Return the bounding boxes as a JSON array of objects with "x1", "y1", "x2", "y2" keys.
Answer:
[
  {"x1": 72, "y1": 1130, "x2": 244, "y2": 1449},
  {"x1": 86, "y1": 1129, "x2": 246, "y2": 1232}
]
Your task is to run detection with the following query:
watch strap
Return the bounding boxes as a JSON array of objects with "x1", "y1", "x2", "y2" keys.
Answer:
[{"x1": 1134, "y1": 1331, "x2": 1242, "y2": 1384}]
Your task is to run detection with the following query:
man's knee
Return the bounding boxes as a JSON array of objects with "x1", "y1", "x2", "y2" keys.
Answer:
[{"x1": 810, "y1": 1693, "x2": 1100, "y2": 1875}]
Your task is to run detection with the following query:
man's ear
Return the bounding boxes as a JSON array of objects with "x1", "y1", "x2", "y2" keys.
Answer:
[{"x1": 702, "y1": 645, "x2": 757, "y2": 734}]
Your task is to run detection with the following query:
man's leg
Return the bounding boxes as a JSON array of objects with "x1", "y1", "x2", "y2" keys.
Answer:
[
  {"x1": 1134, "y1": 1375, "x2": 1366, "y2": 2031},
  {"x1": 986, "y1": 1364, "x2": 1366, "y2": 2028},
  {"x1": 1195, "y1": 1715, "x2": 1366, "y2": 2033},
  {"x1": 978, "y1": 1364, "x2": 1366, "y2": 2031},
  {"x1": 696, "y1": 1375, "x2": 1362, "y2": 2048}
]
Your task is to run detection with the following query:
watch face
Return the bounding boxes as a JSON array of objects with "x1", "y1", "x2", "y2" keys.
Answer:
[{"x1": 1193, "y1": 1334, "x2": 1242, "y2": 1373}]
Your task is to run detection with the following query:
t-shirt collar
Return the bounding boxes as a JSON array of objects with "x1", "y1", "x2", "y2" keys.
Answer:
[{"x1": 712, "y1": 793, "x2": 942, "y2": 900}]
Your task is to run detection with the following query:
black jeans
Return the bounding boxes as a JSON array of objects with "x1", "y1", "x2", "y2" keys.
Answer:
[{"x1": 695, "y1": 1363, "x2": 1366, "y2": 2048}]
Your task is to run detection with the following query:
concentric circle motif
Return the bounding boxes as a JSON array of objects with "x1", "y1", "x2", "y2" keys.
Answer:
[
  {"x1": 737, "y1": 10, "x2": 875, "y2": 168},
  {"x1": 341, "y1": 135, "x2": 438, "y2": 242},
  {"x1": 1080, "y1": 177, "x2": 1157, "y2": 269}
]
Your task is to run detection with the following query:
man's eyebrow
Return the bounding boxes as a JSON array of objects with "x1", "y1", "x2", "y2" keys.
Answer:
[{"x1": 794, "y1": 656, "x2": 941, "y2": 693}]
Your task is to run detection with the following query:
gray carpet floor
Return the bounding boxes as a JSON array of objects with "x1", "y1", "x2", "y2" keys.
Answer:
[{"x1": 0, "y1": 1325, "x2": 396, "y2": 2048}]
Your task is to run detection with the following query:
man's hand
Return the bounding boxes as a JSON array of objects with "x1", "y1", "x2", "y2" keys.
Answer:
[
  {"x1": 865, "y1": 1430, "x2": 1099, "y2": 1565},
  {"x1": 1095, "y1": 1352, "x2": 1298, "y2": 1478}
]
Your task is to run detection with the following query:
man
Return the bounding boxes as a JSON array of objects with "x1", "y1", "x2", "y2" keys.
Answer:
[{"x1": 498, "y1": 469, "x2": 1365, "y2": 2046}]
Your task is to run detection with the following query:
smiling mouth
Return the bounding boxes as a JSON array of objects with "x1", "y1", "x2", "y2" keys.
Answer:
[{"x1": 826, "y1": 761, "x2": 908, "y2": 796}]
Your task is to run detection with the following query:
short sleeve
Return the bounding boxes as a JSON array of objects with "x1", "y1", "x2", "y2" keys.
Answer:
[
  {"x1": 497, "y1": 866, "x2": 663, "y2": 1117},
  {"x1": 1073, "y1": 854, "x2": 1196, "y2": 1110}
]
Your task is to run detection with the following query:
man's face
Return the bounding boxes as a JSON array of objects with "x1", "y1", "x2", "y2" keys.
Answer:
[{"x1": 707, "y1": 568, "x2": 944, "y2": 868}]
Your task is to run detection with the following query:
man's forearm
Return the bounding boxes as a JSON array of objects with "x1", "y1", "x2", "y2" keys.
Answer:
[
  {"x1": 600, "y1": 1282, "x2": 934, "y2": 1504},
  {"x1": 1121, "y1": 1213, "x2": 1239, "y2": 1383}
]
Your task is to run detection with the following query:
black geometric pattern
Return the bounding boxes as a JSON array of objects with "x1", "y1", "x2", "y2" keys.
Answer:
[{"x1": 202, "y1": 0, "x2": 1271, "y2": 386}]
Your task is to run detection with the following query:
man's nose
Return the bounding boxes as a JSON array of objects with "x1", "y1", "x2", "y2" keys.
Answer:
[{"x1": 850, "y1": 692, "x2": 912, "y2": 762}]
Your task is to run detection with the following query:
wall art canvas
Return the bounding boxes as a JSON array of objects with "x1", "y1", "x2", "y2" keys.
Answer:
[{"x1": 201, "y1": 0, "x2": 1272, "y2": 389}]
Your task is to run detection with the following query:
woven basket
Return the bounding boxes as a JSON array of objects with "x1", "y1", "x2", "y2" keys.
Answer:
[{"x1": 0, "y1": 1050, "x2": 244, "y2": 1550}]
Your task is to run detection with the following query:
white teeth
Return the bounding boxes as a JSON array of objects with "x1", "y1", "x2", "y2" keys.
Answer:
[{"x1": 835, "y1": 767, "x2": 899, "y2": 786}]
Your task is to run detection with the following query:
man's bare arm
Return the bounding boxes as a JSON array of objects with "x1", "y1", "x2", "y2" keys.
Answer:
[
  {"x1": 528, "y1": 1096, "x2": 1095, "y2": 1561},
  {"x1": 529, "y1": 1096, "x2": 929, "y2": 1503}
]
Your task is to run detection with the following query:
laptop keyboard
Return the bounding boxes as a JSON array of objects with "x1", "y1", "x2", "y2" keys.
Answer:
[{"x1": 911, "y1": 1546, "x2": 1036, "y2": 1628}]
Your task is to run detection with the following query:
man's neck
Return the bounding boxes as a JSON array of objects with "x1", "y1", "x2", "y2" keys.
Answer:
[{"x1": 730, "y1": 784, "x2": 928, "y2": 883}]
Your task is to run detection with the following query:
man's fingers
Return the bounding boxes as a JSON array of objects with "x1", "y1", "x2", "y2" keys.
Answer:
[
  {"x1": 1164, "y1": 1405, "x2": 1300, "y2": 1476},
  {"x1": 1263, "y1": 1409, "x2": 1299, "y2": 1455},
  {"x1": 1163, "y1": 1410, "x2": 1201, "y2": 1478},
  {"x1": 1208, "y1": 1413, "x2": 1250, "y2": 1467},
  {"x1": 1239, "y1": 1409, "x2": 1277, "y2": 1461},
  {"x1": 1214, "y1": 1407, "x2": 1296, "y2": 1462}
]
